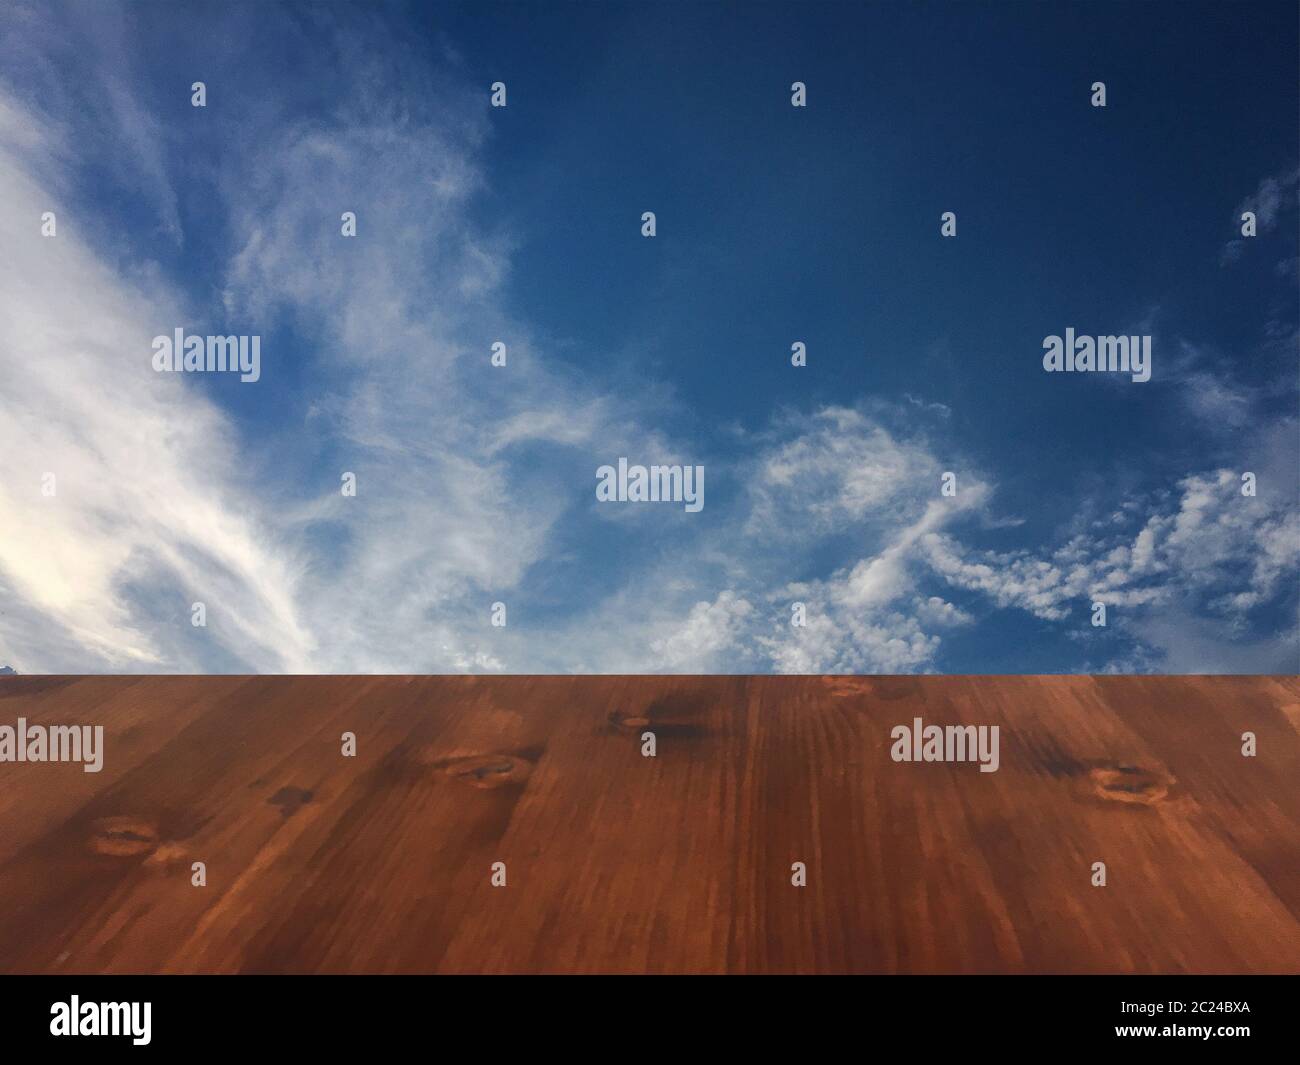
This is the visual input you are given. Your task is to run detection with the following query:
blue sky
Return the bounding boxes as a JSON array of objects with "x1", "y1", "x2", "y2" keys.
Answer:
[{"x1": 0, "y1": 0, "x2": 1296, "y2": 673}]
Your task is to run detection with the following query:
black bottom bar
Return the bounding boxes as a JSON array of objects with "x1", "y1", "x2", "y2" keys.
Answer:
[{"x1": 1, "y1": 975, "x2": 1292, "y2": 1053}]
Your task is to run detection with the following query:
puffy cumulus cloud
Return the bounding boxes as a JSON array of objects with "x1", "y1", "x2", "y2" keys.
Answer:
[
  {"x1": 920, "y1": 467, "x2": 1299, "y2": 631},
  {"x1": 1161, "y1": 470, "x2": 1299, "y2": 614},
  {"x1": 742, "y1": 488, "x2": 990, "y2": 673},
  {"x1": 757, "y1": 607, "x2": 940, "y2": 674},
  {"x1": 745, "y1": 407, "x2": 945, "y2": 539},
  {"x1": 648, "y1": 592, "x2": 756, "y2": 671},
  {"x1": 915, "y1": 596, "x2": 974, "y2": 628}
]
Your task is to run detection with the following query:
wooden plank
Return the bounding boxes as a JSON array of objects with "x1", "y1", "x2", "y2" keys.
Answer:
[{"x1": 0, "y1": 675, "x2": 1295, "y2": 973}]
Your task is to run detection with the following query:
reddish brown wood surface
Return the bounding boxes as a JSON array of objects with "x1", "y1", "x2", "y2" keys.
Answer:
[{"x1": 0, "y1": 675, "x2": 1296, "y2": 973}]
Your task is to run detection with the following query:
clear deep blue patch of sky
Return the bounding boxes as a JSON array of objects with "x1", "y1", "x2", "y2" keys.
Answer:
[{"x1": 439, "y1": 0, "x2": 1297, "y2": 485}]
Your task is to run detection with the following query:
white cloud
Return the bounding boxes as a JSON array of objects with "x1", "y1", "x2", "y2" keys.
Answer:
[
  {"x1": 648, "y1": 592, "x2": 755, "y2": 670},
  {"x1": 915, "y1": 596, "x2": 973, "y2": 627},
  {"x1": 0, "y1": 93, "x2": 314, "y2": 672},
  {"x1": 745, "y1": 407, "x2": 950, "y2": 539},
  {"x1": 1238, "y1": 167, "x2": 1299, "y2": 231},
  {"x1": 921, "y1": 466, "x2": 1299, "y2": 634},
  {"x1": 1222, "y1": 166, "x2": 1299, "y2": 265}
]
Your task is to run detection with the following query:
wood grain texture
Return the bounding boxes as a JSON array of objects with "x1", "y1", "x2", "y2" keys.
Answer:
[{"x1": 0, "y1": 675, "x2": 1297, "y2": 974}]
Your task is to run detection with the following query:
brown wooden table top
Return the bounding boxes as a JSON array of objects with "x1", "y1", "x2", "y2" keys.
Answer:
[{"x1": 0, "y1": 674, "x2": 1296, "y2": 974}]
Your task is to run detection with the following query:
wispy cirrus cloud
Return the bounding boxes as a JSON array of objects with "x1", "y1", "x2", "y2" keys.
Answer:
[{"x1": 0, "y1": 89, "x2": 313, "y2": 671}]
